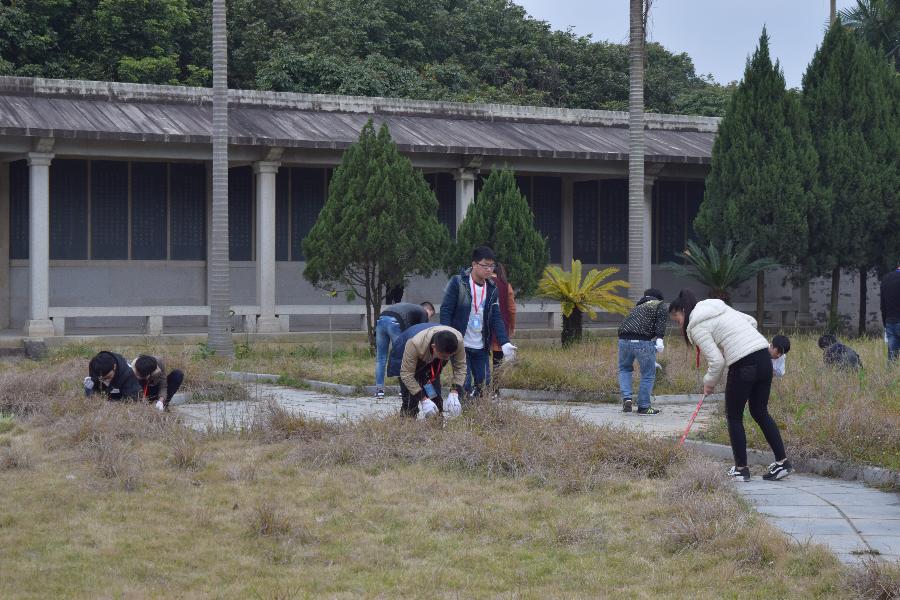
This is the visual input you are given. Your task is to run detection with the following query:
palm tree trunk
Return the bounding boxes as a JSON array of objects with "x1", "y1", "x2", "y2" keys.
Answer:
[
  {"x1": 562, "y1": 308, "x2": 583, "y2": 347},
  {"x1": 829, "y1": 266, "x2": 841, "y2": 333},
  {"x1": 627, "y1": 0, "x2": 647, "y2": 303},
  {"x1": 208, "y1": 0, "x2": 233, "y2": 358},
  {"x1": 756, "y1": 271, "x2": 765, "y2": 327},
  {"x1": 858, "y1": 267, "x2": 867, "y2": 336}
]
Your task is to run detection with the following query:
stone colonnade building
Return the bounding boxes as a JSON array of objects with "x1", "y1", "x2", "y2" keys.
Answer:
[{"x1": 0, "y1": 76, "x2": 718, "y2": 336}]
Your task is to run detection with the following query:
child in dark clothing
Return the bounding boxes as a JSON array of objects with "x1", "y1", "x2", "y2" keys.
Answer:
[
  {"x1": 132, "y1": 355, "x2": 185, "y2": 411},
  {"x1": 818, "y1": 334, "x2": 862, "y2": 370}
]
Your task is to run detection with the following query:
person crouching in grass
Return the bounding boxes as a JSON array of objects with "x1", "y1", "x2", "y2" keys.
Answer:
[{"x1": 132, "y1": 355, "x2": 185, "y2": 412}]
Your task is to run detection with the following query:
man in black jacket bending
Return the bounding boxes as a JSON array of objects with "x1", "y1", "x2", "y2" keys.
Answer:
[{"x1": 374, "y1": 301, "x2": 435, "y2": 399}]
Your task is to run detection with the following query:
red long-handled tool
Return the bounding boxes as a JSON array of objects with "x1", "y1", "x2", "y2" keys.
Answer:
[{"x1": 678, "y1": 393, "x2": 707, "y2": 446}]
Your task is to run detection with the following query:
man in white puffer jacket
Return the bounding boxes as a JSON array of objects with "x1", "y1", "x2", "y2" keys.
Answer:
[{"x1": 668, "y1": 289, "x2": 793, "y2": 482}]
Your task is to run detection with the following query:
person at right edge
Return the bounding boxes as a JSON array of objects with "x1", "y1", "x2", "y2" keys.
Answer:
[
  {"x1": 881, "y1": 255, "x2": 900, "y2": 363},
  {"x1": 668, "y1": 289, "x2": 793, "y2": 482}
]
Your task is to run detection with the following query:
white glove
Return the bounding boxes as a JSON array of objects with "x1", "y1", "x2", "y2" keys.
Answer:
[
  {"x1": 83, "y1": 376, "x2": 94, "y2": 390},
  {"x1": 445, "y1": 392, "x2": 461, "y2": 417},
  {"x1": 419, "y1": 398, "x2": 439, "y2": 419},
  {"x1": 501, "y1": 342, "x2": 517, "y2": 361},
  {"x1": 886, "y1": 332, "x2": 890, "y2": 344},
  {"x1": 155, "y1": 399, "x2": 165, "y2": 412},
  {"x1": 655, "y1": 338, "x2": 664, "y2": 353}
]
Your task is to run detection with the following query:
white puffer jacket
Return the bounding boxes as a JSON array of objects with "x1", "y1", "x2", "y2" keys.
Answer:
[{"x1": 686, "y1": 299, "x2": 769, "y2": 387}]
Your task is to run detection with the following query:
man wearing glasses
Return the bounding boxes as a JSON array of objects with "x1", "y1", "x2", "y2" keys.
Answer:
[
  {"x1": 440, "y1": 245, "x2": 516, "y2": 398},
  {"x1": 83, "y1": 350, "x2": 142, "y2": 401}
]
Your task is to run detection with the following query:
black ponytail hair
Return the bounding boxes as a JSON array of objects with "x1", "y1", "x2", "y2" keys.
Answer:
[{"x1": 668, "y1": 289, "x2": 699, "y2": 345}]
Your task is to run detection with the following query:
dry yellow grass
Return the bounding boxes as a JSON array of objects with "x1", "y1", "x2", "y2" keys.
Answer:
[{"x1": 0, "y1": 358, "x2": 867, "y2": 598}]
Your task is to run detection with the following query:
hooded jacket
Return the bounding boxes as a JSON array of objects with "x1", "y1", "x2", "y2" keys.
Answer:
[
  {"x1": 87, "y1": 351, "x2": 142, "y2": 401},
  {"x1": 440, "y1": 267, "x2": 509, "y2": 349},
  {"x1": 686, "y1": 299, "x2": 769, "y2": 388}
]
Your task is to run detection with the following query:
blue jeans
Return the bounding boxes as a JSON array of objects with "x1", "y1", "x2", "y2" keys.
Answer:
[
  {"x1": 617, "y1": 339, "x2": 657, "y2": 410},
  {"x1": 374, "y1": 316, "x2": 402, "y2": 389},
  {"x1": 464, "y1": 347, "x2": 491, "y2": 396},
  {"x1": 887, "y1": 322, "x2": 900, "y2": 362}
]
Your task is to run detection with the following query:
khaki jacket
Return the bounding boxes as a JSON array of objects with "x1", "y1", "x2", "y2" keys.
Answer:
[{"x1": 399, "y1": 326, "x2": 466, "y2": 396}]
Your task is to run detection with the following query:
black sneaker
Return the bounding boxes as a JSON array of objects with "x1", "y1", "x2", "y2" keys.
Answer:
[
  {"x1": 762, "y1": 459, "x2": 793, "y2": 481},
  {"x1": 728, "y1": 466, "x2": 751, "y2": 482},
  {"x1": 375, "y1": 389, "x2": 385, "y2": 399},
  {"x1": 636, "y1": 406, "x2": 660, "y2": 415},
  {"x1": 623, "y1": 398, "x2": 633, "y2": 413}
]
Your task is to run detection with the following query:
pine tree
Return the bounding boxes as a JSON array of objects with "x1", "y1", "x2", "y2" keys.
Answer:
[
  {"x1": 802, "y1": 21, "x2": 900, "y2": 334},
  {"x1": 447, "y1": 169, "x2": 549, "y2": 297},
  {"x1": 303, "y1": 120, "x2": 451, "y2": 348},
  {"x1": 694, "y1": 29, "x2": 820, "y2": 323}
]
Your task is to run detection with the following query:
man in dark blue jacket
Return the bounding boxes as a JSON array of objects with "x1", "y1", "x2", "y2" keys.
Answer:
[
  {"x1": 440, "y1": 246, "x2": 515, "y2": 397},
  {"x1": 881, "y1": 257, "x2": 900, "y2": 362}
]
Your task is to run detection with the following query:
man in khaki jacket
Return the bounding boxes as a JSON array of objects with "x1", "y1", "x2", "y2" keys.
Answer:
[{"x1": 387, "y1": 324, "x2": 466, "y2": 418}]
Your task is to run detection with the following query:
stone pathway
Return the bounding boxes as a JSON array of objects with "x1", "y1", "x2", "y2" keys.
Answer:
[
  {"x1": 174, "y1": 384, "x2": 900, "y2": 565},
  {"x1": 176, "y1": 384, "x2": 710, "y2": 436},
  {"x1": 734, "y1": 474, "x2": 900, "y2": 564}
]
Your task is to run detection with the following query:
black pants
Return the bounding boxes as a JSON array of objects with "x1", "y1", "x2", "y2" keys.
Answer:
[
  {"x1": 725, "y1": 349, "x2": 786, "y2": 466},
  {"x1": 146, "y1": 370, "x2": 184, "y2": 406},
  {"x1": 399, "y1": 379, "x2": 442, "y2": 417}
]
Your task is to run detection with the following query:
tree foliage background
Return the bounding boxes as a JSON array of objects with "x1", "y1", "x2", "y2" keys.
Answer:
[
  {"x1": 0, "y1": 0, "x2": 731, "y2": 115},
  {"x1": 447, "y1": 169, "x2": 548, "y2": 297},
  {"x1": 693, "y1": 30, "x2": 820, "y2": 322},
  {"x1": 302, "y1": 120, "x2": 450, "y2": 348}
]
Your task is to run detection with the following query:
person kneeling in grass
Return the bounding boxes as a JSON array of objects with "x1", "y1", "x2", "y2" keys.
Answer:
[
  {"x1": 132, "y1": 355, "x2": 184, "y2": 412},
  {"x1": 84, "y1": 351, "x2": 142, "y2": 401},
  {"x1": 668, "y1": 289, "x2": 793, "y2": 482},
  {"x1": 818, "y1": 334, "x2": 862, "y2": 371},
  {"x1": 387, "y1": 324, "x2": 466, "y2": 419}
]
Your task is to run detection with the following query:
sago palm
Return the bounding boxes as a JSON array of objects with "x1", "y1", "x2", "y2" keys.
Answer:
[
  {"x1": 665, "y1": 240, "x2": 777, "y2": 305},
  {"x1": 538, "y1": 260, "x2": 632, "y2": 346}
]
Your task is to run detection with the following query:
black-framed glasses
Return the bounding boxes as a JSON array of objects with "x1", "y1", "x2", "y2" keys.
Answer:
[{"x1": 474, "y1": 262, "x2": 496, "y2": 271}]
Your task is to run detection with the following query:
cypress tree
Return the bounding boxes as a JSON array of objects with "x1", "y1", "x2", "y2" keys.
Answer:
[
  {"x1": 694, "y1": 29, "x2": 820, "y2": 323},
  {"x1": 448, "y1": 169, "x2": 549, "y2": 297},
  {"x1": 303, "y1": 120, "x2": 451, "y2": 348},
  {"x1": 802, "y1": 21, "x2": 900, "y2": 334}
]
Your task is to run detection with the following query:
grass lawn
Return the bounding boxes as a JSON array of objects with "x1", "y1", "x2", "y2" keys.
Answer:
[
  {"x1": 8, "y1": 330, "x2": 900, "y2": 470},
  {"x1": 0, "y1": 358, "x2": 872, "y2": 598}
]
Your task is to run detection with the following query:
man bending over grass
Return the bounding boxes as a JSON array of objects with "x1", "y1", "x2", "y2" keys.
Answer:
[
  {"x1": 84, "y1": 351, "x2": 142, "y2": 401},
  {"x1": 132, "y1": 355, "x2": 185, "y2": 412},
  {"x1": 387, "y1": 325, "x2": 466, "y2": 419}
]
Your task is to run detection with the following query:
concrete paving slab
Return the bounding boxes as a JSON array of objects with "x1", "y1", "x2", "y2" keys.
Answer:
[
  {"x1": 784, "y1": 534, "x2": 870, "y2": 554},
  {"x1": 867, "y1": 536, "x2": 900, "y2": 556},
  {"x1": 853, "y1": 519, "x2": 900, "y2": 536},
  {"x1": 755, "y1": 505, "x2": 844, "y2": 519},
  {"x1": 739, "y1": 493, "x2": 831, "y2": 506},
  {"x1": 841, "y1": 505, "x2": 900, "y2": 519},
  {"x1": 770, "y1": 518, "x2": 859, "y2": 536}
]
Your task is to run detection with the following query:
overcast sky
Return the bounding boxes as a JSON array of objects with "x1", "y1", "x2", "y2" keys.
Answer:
[{"x1": 516, "y1": 0, "x2": 858, "y2": 88}]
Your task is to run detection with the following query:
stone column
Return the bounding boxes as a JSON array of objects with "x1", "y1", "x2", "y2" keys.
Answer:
[
  {"x1": 561, "y1": 176, "x2": 574, "y2": 266},
  {"x1": 0, "y1": 162, "x2": 9, "y2": 330},
  {"x1": 25, "y1": 152, "x2": 55, "y2": 337},
  {"x1": 253, "y1": 160, "x2": 280, "y2": 333},
  {"x1": 627, "y1": 176, "x2": 655, "y2": 301},
  {"x1": 453, "y1": 168, "x2": 476, "y2": 232}
]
